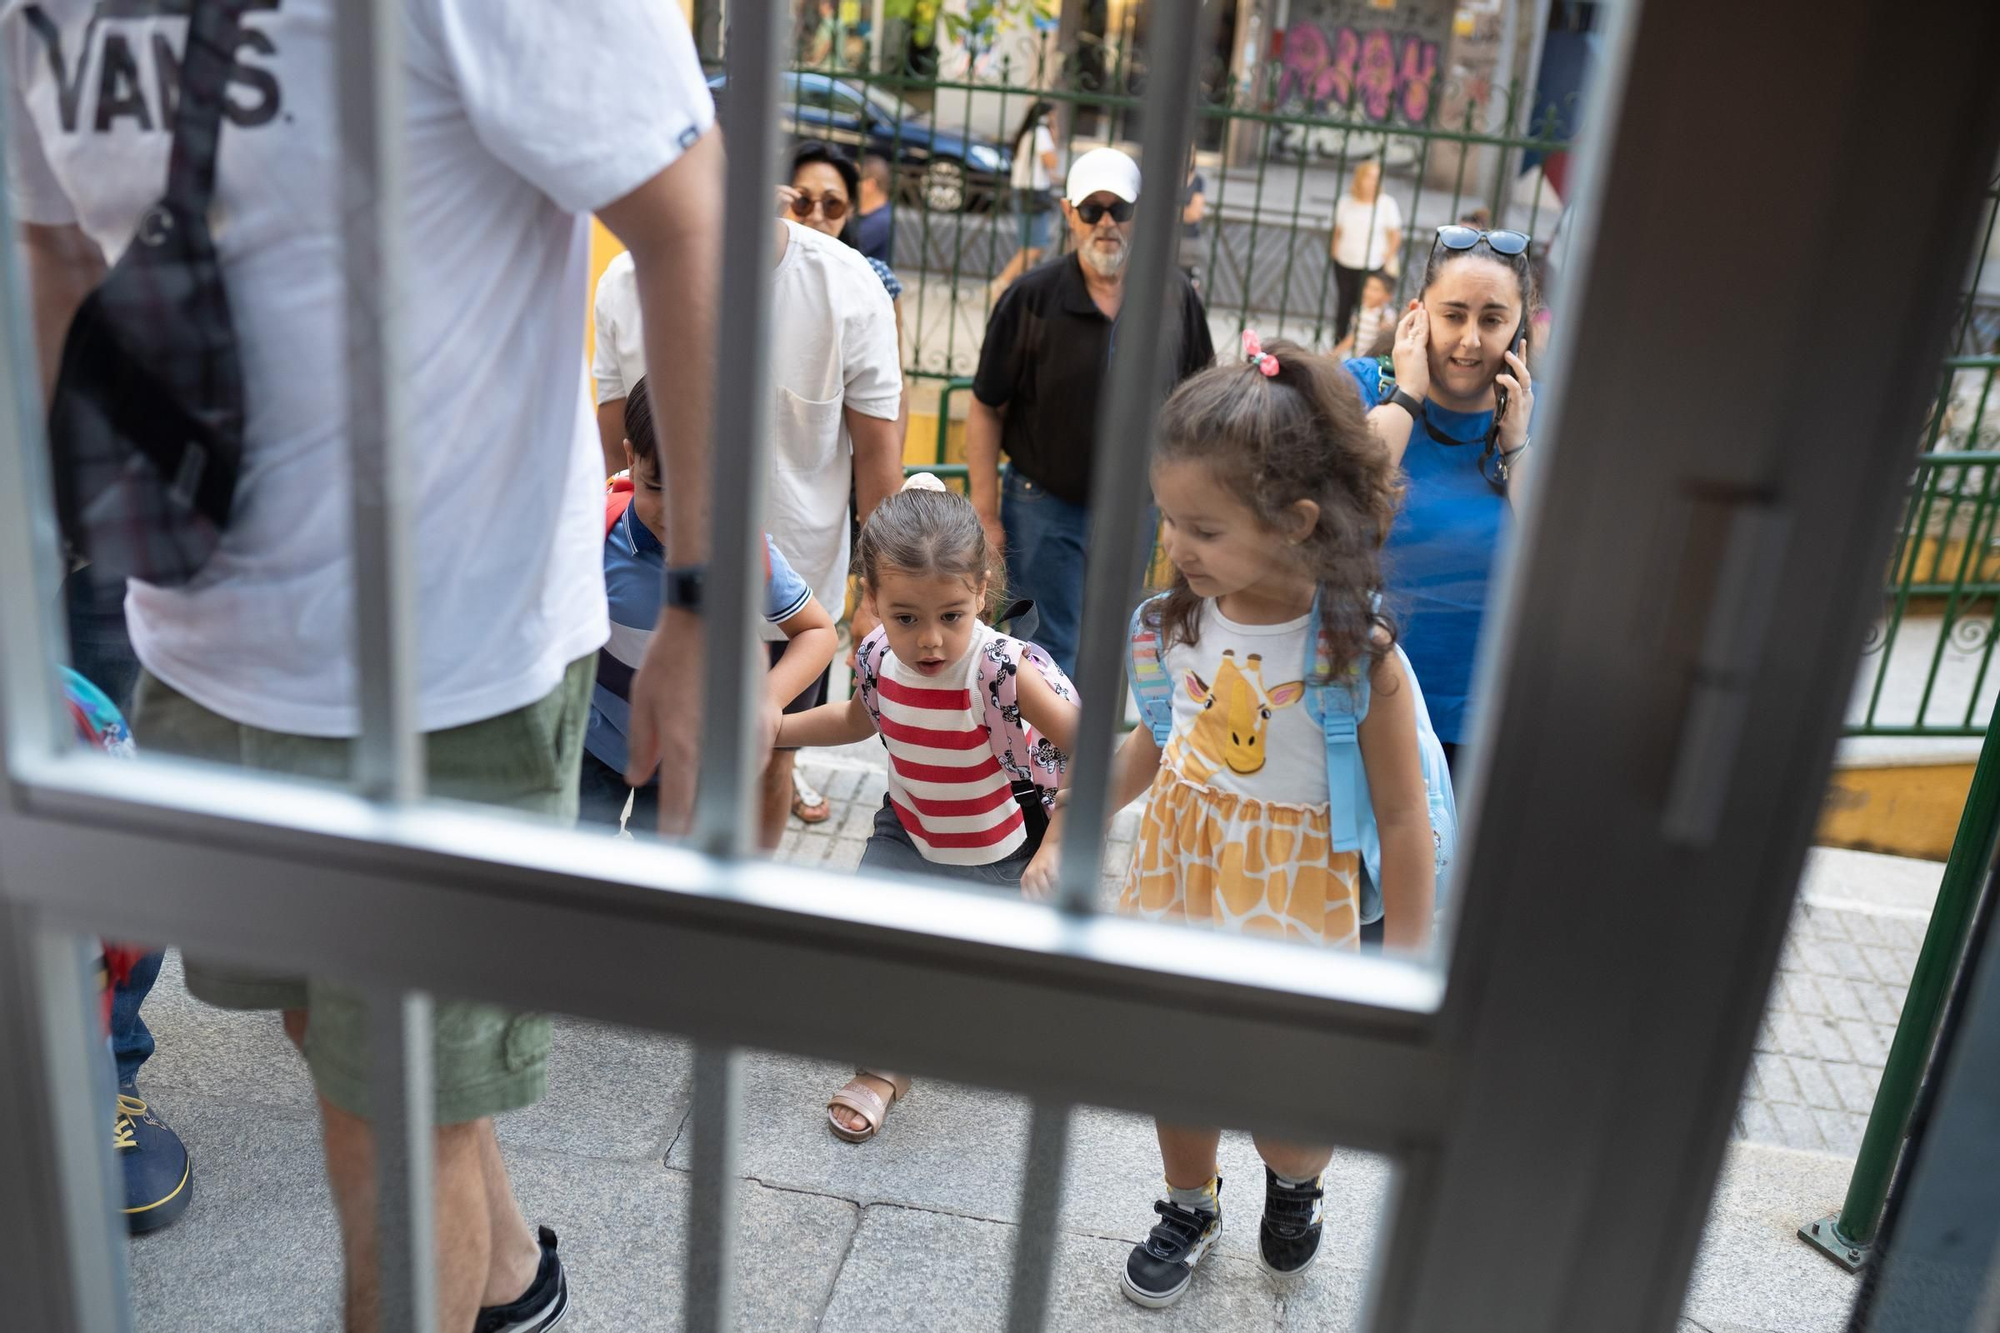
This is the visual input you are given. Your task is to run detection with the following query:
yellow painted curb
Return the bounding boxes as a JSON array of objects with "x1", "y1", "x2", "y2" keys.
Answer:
[{"x1": 1818, "y1": 763, "x2": 1976, "y2": 863}]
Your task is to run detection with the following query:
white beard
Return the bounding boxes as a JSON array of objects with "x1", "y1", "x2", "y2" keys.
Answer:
[{"x1": 1080, "y1": 238, "x2": 1129, "y2": 278}]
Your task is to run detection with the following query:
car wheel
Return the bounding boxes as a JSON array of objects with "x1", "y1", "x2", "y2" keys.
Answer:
[{"x1": 922, "y1": 158, "x2": 967, "y2": 212}]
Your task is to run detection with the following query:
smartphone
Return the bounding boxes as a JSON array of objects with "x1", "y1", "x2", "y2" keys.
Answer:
[{"x1": 1494, "y1": 317, "x2": 1528, "y2": 422}]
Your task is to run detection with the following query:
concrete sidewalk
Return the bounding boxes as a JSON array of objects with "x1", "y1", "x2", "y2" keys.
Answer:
[{"x1": 120, "y1": 756, "x2": 1921, "y2": 1330}]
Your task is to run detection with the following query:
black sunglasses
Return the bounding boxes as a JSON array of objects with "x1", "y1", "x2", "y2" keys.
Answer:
[
  {"x1": 1074, "y1": 198, "x2": 1136, "y2": 225},
  {"x1": 1433, "y1": 224, "x2": 1531, "y2": 256}
]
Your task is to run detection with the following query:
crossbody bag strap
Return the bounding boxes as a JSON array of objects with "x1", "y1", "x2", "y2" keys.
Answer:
[{"x1": 165, "y1": 0, "x2": 247, "y2": 210}]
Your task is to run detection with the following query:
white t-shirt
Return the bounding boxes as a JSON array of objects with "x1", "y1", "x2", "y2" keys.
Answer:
[
  {"x1": 1333, "y1": 191, "x2": 1404, "y2": 271},
  {"x1": 1161, "y1": 602, "x2": 1329, "y2": 809},
  {"x1": 5, "y1": 0, "x2": 714, "y2": 736},
  {"x1": 1011, "y1": 123, "x2": 1055, "y2": 191},
  {"x1": 591, "y1": 250, "x2": 645, "y2": 405},
  {"x1": 760, "y1": 222, "x2": 901, "y2": 632}
]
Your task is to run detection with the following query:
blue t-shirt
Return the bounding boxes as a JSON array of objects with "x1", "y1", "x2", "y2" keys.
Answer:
[
  {"x1": 586, "y1": 505, "x2": 814, "y2": 777},
  {"x1": 855, "y1": 204, "x2": 894, "y2": 266},
  {"x1": 1344, "y1": 357, "x2": 1512, "y2": 744}
]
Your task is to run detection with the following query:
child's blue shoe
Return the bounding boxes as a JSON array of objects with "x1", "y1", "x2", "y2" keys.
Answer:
[{"x1": 115, "y1": 1082, "x2": 192, "y2": 1235}]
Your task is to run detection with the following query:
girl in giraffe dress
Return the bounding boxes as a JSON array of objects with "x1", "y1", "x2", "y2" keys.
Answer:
[
  {"x1": 1030, "y1": 334, "x2": 1436, "y2": 1310},
  {"x1": 776, "y1": 474, "x2": 1080, "y2": 1145}
]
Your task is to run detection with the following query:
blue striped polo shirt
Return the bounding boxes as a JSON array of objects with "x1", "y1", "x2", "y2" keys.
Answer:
[{"x1": 586, "y1": 505, "x2": 813, "y2": 778}]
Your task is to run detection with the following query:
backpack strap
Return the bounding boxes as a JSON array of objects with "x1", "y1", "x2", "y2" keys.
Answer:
[
  {"x1": 1127, "y1": 595, "x2": 1175, "y2": 749},
  {"x1": 973, "y1": 631, "x2": 1076, "y2": 804},
  {"x1": 605, "y1": 474, "x2": 634, "y2": 538},
  {"x1": 854, "y1": 626, "x2": 889, "y2": 724}
]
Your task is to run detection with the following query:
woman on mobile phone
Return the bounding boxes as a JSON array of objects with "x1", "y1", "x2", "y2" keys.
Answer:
[{"x1": 1342, "y1": 224, "x2": 1538, "y2": 783}]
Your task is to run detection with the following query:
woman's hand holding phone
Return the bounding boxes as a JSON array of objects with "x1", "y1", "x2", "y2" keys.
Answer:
[{"x1": 1495, "y1": 337, "x2": 1534, "y2": 455}]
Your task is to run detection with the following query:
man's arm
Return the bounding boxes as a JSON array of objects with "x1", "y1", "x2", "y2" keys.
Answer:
[
  {"x1": 965, "y1": 398, "x2": 1006, "y2": 556},
  {"x1": 595, "y1": 398, "x2": 628, "y2": 479},
  {"x1": 596, "y1": 127, "x2": 724, "y2": 833},
  {"x1": 20, "y1": 223, "x2": 105, "y2": 399},
  {"x1": 845, "y1": 404, "x2": 902, "y2": 652}
]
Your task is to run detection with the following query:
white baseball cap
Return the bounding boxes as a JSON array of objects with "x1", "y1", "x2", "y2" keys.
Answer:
[{"x1": 1065, "y1": 147, "x2": 1141, "y2": 205}]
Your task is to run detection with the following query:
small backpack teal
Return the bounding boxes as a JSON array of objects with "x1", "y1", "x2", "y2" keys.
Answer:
[{"x1": 1127, "y1": 593, "x2": 1457, "y2": 925}]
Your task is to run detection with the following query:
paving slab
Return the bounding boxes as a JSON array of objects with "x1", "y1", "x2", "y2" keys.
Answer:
[
  {"x1": 506, "y1": 1155, "x2": 857, "y2": 1332},
  {"x1": 1682, "y1": 1141, "x2": 1860, "y2": 1333},
  {"x1": 124, "y1": 1092, "x2": 342, "y2": 1333},
  {"x1": 820, "y1": 1202, "x2": 1289, "y2": 1333},
  {"x1": 664, "y1": 1049, "x2": 1390, "y2": 1270},
  {"x1": 497, "y1": 1019, "x2": 694, "y2": 1161}
]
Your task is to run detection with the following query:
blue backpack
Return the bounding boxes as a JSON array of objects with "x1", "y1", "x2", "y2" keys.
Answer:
[{"x1": 1127, "y1": 593, "x2": 1457, "y2": 926}]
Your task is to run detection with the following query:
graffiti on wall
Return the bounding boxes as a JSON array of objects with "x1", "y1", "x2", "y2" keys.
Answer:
[{"x1": 1277, "y1": 23, "x2": 1440, "y2": 124}]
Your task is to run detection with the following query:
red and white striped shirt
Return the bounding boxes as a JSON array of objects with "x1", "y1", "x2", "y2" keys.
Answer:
[{"x1": 875, "y1": 633, "x2": 1026, "y2": 865}]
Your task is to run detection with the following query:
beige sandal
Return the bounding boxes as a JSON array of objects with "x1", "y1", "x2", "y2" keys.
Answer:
[{"x1": 826, "y1": 1072, "x2": 909, "y2": 1143}]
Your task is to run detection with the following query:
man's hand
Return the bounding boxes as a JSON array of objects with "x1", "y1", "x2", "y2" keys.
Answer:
[
  {"x1": 977, "y1": 508, "x2": 1006, "y2": 566},
  {"x1": 847, "y1": 602, "x2": 879, "y2": 671},
  {"x1": 625, "y1": 608, "x2": 705, "y2": 836}
]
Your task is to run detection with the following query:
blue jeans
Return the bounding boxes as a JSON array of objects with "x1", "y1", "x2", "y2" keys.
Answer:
[
  {"x1": 1002, "y1": 471, "x2": 1089, "y2": 678},
  {"x1": 66, "y1": 569, "x2": 158, "y2": 1086},
  {"x1": 110, "y1": 950, "x2": 164, "y2": 1086}
]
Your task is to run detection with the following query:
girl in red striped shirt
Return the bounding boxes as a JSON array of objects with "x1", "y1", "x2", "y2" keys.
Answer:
[{"x1": 776, "y1": 475, "x2": 1080, "y2": 1143}]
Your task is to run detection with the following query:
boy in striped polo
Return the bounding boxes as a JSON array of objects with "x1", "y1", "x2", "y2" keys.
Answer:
[{"x1": 580, "y1": 377, "x2": 838, "y2": 843}]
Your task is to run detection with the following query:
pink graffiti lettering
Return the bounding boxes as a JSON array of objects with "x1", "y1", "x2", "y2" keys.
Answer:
[
  {"x1": 1397, "y1": 35, "x2": 1439, "y2": 121},
  {"x1": 1277, "y1": 22, "x2": 1439, "y2": 125}
]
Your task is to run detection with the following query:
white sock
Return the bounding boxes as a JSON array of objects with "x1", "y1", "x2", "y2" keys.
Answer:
[
  {"x1": 1272, "y1": 1170, "x2": 1319, "y2": 1188},
  {"x1": 1167, "y1": 1176, "x2": 1220, "y2": 1215}
]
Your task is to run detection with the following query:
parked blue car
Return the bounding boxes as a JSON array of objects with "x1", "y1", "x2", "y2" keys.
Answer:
[{"x1": 706, "y1": 70, "x2": 1012, "y2": 213}]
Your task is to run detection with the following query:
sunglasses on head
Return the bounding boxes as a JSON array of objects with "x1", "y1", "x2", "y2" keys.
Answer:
[
  {"x1": 789, "y1": 192, "x2": 848, "y2": 222},
  {"x1": 1074, "y1": 198, "x2": 1136, "y2": 225},
  {"x1": 1433, "y1": 224, "x2": 1531, "y2": 256}
]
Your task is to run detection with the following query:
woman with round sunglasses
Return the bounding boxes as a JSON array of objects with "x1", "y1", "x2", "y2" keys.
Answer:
[{"x1": 1344, "y1": 224, "x2": 1538, "y2": 773}]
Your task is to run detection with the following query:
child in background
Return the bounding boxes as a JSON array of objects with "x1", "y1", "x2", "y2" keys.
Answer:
[
  {"x1": 1334, "y1": 270, "x2": 1394, "y2": 358},
  {"x1": 777, "y1": 474, "x2": 1080, "y2": 1143},
  {"x1": 581, "y1": 376, "x2": 838, "y2": 844},
  {"x1": 1035, "y1": 335, "x2": 1438, "y2": 1310}
]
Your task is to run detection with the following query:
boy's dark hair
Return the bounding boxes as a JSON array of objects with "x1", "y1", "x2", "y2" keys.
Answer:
[
  {"x1": 624, "y1": 376, "x2": 656, "y2": 466},
  {"x1": 1148, "y1": 341, "x2": 1401, "y2": 686}
]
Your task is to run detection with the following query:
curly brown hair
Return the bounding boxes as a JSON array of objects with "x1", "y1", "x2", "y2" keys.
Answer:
[{"x1": 1147, "y1": 339, "x2": 1402, "y2": 685}]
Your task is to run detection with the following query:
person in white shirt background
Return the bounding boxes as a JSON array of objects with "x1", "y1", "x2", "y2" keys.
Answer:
[
  {"x1": 1328, "y1": 159, "x2": 1403, "y2": 349},
  {"x1": 592, "y1": 248, "x2": 645, "y2": 477}
]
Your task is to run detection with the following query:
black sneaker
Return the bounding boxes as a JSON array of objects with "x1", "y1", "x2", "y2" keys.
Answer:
[
  {"x1": 1257, "y1": 1166, "x2": 1324, "y2": 1278},
  {"x1": 473, "y1": 1226, "x2": 571, "y2": 1333},
  {"x1": 115, "y1": 1082, "x2": 192, "y2": 1235},
  {"x1": 1120, "y1": 1181, "x2": 1223, "y2": 1309}
]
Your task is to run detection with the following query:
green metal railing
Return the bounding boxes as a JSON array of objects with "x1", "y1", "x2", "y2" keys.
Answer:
[{"x1": 1802, "y1": 710, "x2": 2000, "y2": 1270}]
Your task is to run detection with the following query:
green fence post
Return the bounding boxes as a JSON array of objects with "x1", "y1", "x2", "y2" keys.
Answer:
[{"x1": 1801, "y1": 710, "x2": 2000, "y2": 1270}]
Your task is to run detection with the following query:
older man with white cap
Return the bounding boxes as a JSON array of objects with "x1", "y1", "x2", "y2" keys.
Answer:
[{"x1": 966, "y1": 147, "x2": 1214, "y2": 676}]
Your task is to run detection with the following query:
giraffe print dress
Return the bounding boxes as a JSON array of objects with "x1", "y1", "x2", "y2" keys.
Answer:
[{"x1": 1114, "y1": 604, "x2": 1362, "y2": 949}]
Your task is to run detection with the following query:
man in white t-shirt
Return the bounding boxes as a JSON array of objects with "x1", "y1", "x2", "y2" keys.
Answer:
[
  {"x1": 592, "y1": 249, "x2": 644, "y2": 476},
  {"x1": 7, "y1": 2, "x2": 723, "y2": 1328}
]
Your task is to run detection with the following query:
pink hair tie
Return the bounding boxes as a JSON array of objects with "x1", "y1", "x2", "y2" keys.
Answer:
[{"x1": 1241, "y1": 328, "x2": 1279, "y2": 378}]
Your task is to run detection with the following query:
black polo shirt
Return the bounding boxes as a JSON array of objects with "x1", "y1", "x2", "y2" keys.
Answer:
[{"x1": 972, "y1": 254, "x2": 1214, "y2": 506}]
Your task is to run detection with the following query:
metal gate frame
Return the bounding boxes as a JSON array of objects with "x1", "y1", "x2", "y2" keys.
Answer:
[{"x1": 4, "y1": 0, "x2": 2000, "y2": 1330}]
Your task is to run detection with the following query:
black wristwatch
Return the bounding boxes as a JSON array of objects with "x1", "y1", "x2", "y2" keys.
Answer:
[
  {"x1": 1387, "y1": 387, "x2": 1425, "y2": 419},
  {"x1": 662, "y1": 564, "x2": 706, "y2": 613}
]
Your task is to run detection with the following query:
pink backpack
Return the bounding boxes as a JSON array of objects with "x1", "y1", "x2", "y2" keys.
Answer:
[{"x1": 854, "y1": 626, "x2": 1077, "y2": 816}]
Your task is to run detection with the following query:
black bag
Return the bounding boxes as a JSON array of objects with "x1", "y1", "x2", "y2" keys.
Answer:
[{"x1": 46, "y1": 0, "x2": 246, "y2": 586}]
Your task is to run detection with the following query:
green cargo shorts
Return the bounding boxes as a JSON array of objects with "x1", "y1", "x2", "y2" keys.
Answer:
[{"x1": 130, "y1": 655, "x2": 595, "y2": 1125}]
